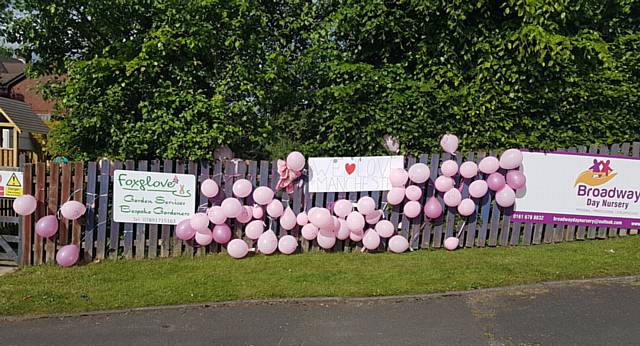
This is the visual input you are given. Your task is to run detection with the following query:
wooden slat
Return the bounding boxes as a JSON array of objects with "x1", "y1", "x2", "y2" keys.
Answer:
[
  {"x1": 148, "y1": 160, "x2": 161, "y2": 258},
  {"x1": 311, "y1": 186, "x2": 325, "y2": 252},
  {"x1": 221, "y1": 160, "x2": 236, "y2": 254},
  {"x1": 84, "y1": 162, "x2": 97, "y2": 261},
  {"x1": 160, "y1": 160, "x2": 173, "y2": 257},
  {"x1": 108, "y1": 161, "x2": 122, "y2": 258},
  {"x1": 399, "y1": 157, "x2": 416, "y2": 239},
  {"x1": 45, "y1": 163, "x2": 59, "y2": 263},
  {"x1": 19, "y1": 163, "x2": 33, "y2": 266},
  {"x1": 616, "y1": 143, "x2": 631, "y2": 237},
  {"x1": 245, "y1": 161, "x2": 258, "y2": 247},
  {"x1": 476, "y1": 154, "x2": 492, "y2": 248},
  {"x1": 575, "y1": 146, "x2": 589, "y2": 240},
  {"x1": 324, "y1": 189, "x2": 336, "y2": 251},
  {"x1": 459, "y1": 152, "x2": 474, "y2": 247},
  {"x1": 196, "y1": 160, "x2": 211, "y2": 256},
  {"x1": 185, "y1": 161, "x2": 198, "y2": 257},
  {"x1": 445, "y1": 154, "x2": 463, "y2": 241},
  {"x1": 595, "y1": 145, "x2": 610, "y2": 239},
  {"x1": 344, "y1": 190, "x2": 358, "y2": 252},
  {"x1": 173, "y1": 161, "x2": 187, "y2": 256},
  {"x1": 210, "y1": 160, "x2": 223, "y2": 253},
  {"x1": 409, "y1": 154, "x2": 429, "y2": 249},
  {"x1": 421, "y1": 153, "x2": 440, "y2": 248},
  {"x1": 233, "y1": 161, "x2": 248, "y2": 240},
  {"x1": 33, "y1": 162, "x2": 46, "y2": 265},
  {"x1": 629, "y1": 143, "x2": 640, "y2": 236},
  {"x1": 59, "y1": 163, "x2": 71, "y2": 246},
  {"x1": 269, "y1": 160, "x2": 281, "y2": 235},
  {"x1": 432, "y1": 152, "x2": 448, "y2": 247},
  {"x1": 123, "y1": 160, "x2": 135, "y2": 258},
  {"x1": 465, "y1": 152, "x2": 484, "y2": 248},
  {"x1": 521, "y1": 219, "x2": 534, "y2": 245},
  {"x1": 487, "y1": 152, "x2": 501, "y2": 247},
  {"x1": 290, "y1": 172, "x2": 302, "y2": 242},
  {"x1": 563, "y1": 147, "x2": 578, "y2": 241},
  {"x1": 301, "y1": 164, "x2": 312, "y2": 252},
  {"x1": 96, "y1": 160, "x2": 110, "y2": 260},
  {"x1": 72, "y1": 162, "x2": 83, "y2": 246}
]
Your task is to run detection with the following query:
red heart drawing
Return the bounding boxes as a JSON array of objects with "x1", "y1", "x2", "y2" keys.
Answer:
[{"x1": 345, "y1": 163, "x2": 356, "y2": 175}]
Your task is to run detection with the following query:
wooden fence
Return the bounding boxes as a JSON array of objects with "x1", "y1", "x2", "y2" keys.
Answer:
[{"x1": 17, "y1": 143, "x2": 640, "y2": 266}]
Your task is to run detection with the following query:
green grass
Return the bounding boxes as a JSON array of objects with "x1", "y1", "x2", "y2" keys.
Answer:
[{"x1": 2, "y1": 237, "x2": 640, "y2": 316}]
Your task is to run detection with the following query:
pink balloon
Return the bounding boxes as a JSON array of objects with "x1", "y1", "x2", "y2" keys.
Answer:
[
  {"x1": 389, "y1": 168, "x2": 409, "y2": 187},
  {"x1": 245, "y1": 220, "x2": 264, "y2": 240},
  {"x1": 403, "y1": 201, "x2": 422, "y2": 218},
  {"x1": 424, "y1": 197, "x2": 443, "y2": 219},
  {"x1": 252, "y1": 205, "x2": 264, "y2": 219},
  {"x1": 487, "y1": 173, "x2": 506, "y2": 191},
  {"x1": 357, "y1": 196, "x2": 376, "y2": 215},
  {"x1": 252, "y1": 186, "x2": 274, "y2": 205},
  {"x1": 207, "y1": 206, "x2": 227, "y2": 225},
  {"x1": 478, "y1": 156, "x2": 500, "y2": 174},
  {"x1": 349, "y1": 231, "x2": 364, "y2": 243},
  {"x1": 56, "y1": 244, "x2": 79, "y2": 267},
  {"x1": 301, "y1": 223, "x2": 319, "y2": 240},
  {"x1": 408, "y1": 163, "x2": 430, "y2": 184},
  {"x1": 332, "y1": 216, "x2": 341, "y2": 233},
  {"x1": 227, "y1": 239, "x2": 249, "y2": 259},
  {"x1": 405, "y1": 185, "x2": 422, "y2": 201},
  {"x1": 346, "y1": 211, "x2": 365, "y2": 231},
  {"x1": 278, "y1": 235, "x2": 298, "y2": 255},
  {"x1": 386, "y1": 187, "x2": 405, "y2": 205},
  {"x1": 221, "y1": 198, "x2": 243, "y2": 218},
  {"x1": 258, "y1": 230, "x2": 278, "y2": 254},
  {"x1": 195, "y1": 229, "x2": 214, "y2": 246},
  {"x1": 280, "y1": 207, "x2": 297, "y2": 230},
  {"x1": 308, "y1": 208, "x2": 332, "y2": 229},
  {"x1": 365, "y1": 210, "x2": 382, "y2": 224},
  {"x1": 440, "y1": 134, "x2": 459, "y2": 154},
  {"x1": 457, "y1": 198, "x2": 476, "y2": 216},
  {"x1": 459, "y1": 161, "x2": 478, "y2": 179},
  {"x1": 500, "y1": 149, "x2": 523, "y2": 170},
  {"x1": 317, "y1": 232, "x2": 336, "y2": 249},
  {"x1": 333, "y1": 199, "x2": 353, "y2": 218},
  {"x1": 286, "y1": 151, "x2": 306, "y2": 171},
  {"x1": 496, "y1": 186, "x2": 516, "y2": 207},
  {"x1": 506, "y1": 170, "x2": 527, "y2": 190},
  {"x1": 441, "y1": 160, "x2": 459, "y2": 177},
  {"x1": 13, "y1": 194, "x2": 37, "y2": 216},
  {"x1": 349, "y1": 230, "x2": 364, "y2": 242},
  {"x1": 468, "y1": 180, "x2": 489, "y2": 199},
  {"x1": 434, "y1": 176, "x2": 454, "y2": 192},
  {"x1": 375, "y1": 220, "x2": 395, "y2": 238},
  {"x1": 336, "y1": 218, "x2": 350, "y2": 240},
  {"x1": 200, "y1": 179, "x2": 219, "y2": 198},
  {"x1": 296, "y1": 212, "x2": 309, "y2": 226},
  {"x1": 190, "y1": 213, "x2": 210, "y2": 231},
  {"x1": 444, "y1": 237, "x2": 459, "y2": 250},
  {"x1": 388, "y1": 235, "x2": 409, "y2": 253},
  {"x1": 175, "y1": 219, "x2": 196, "y2": 240},
  {"x1": 236, "y1": 206, "x2": 253, "y2": 224},
  {"x1": 444, "y1": 189, "x2": 462, "y2": 207},
  {"x1": 35, "y1": 215, "x2": 58, "y2": 238},
  {"x1": 232, "y1": 179, "x2": 253, "y2": 198},
  {"x1": 60, "y1": 201, "x2": 86, "y2": 220},
  {"x1": 266, "y1": 199, "x2": 284, "y2": 218},
  {"x1": 212, "y1": 224, "x2": 232, "y2": 244},
  {"x1": 362, "y1": 229, "x2": 381, "y2": 250}
]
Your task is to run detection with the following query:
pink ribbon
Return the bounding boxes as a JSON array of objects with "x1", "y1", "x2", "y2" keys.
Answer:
[{"x1": 275, "y1": 159, "x2": 302, "y2": 193}]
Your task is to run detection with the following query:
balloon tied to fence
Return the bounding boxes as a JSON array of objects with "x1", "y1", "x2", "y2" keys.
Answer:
[{"x1": 15, "y1": 136, "x2": 526, "y2": 264}]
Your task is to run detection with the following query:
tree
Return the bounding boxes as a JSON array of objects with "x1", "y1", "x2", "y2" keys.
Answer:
[{"x1": 3, "y1": 0, "x2": 640, "y2": 160}]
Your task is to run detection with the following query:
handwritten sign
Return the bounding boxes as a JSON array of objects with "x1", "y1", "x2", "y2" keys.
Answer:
[
  {"x1": 308, "y1": 156, "x2": 404, "y2": 192},
  {"x1": 113, "y1": 170, "x2": 196, "y2": 225}
]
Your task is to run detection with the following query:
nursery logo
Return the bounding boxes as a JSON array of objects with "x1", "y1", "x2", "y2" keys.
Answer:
[
  {"x1": 117, "y1": 172, "x2": 191, "y2": 197},
  {"x1": 574, "y1": 159, "x2": 617, "y2": 187}
]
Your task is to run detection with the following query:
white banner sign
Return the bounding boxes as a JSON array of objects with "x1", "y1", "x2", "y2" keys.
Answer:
[
  {"x1": 513, "y1": 151, "x2": 640, "y2": 228},
  {"x1": 113, "y1": 170, "x2": 196, "y2": 225},
  {"x1": 0, "y1": 170, "x2": 23, "y2": 198},
  {"x1": 308, "y1": 156, "x2": 404, "y2": 192}
]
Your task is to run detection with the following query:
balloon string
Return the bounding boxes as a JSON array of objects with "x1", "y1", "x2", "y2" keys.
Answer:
[
  {"x1": 197, "y1": 203, "x2": 208, "y2": 211},
  {"x1": 456, "y1": 221, "x2": 467, "y2": 238}
]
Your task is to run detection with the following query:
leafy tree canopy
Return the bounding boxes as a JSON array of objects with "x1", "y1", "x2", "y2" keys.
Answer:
[{"x1": 2, "y1": 0, "x2": 640, "y2": 160}]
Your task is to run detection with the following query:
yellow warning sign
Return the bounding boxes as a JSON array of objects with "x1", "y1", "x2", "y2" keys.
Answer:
[{"x1": 7, "y1": 173, "x2": 21, "y2": 187}]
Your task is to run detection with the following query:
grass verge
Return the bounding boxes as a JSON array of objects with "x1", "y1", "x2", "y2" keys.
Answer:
[{"x1": 1, "y1": 237, "x2": 639, "y2": 316}]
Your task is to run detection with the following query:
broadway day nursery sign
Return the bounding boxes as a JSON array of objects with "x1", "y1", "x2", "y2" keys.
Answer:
[
  {"x1": 113, "y1": 170, "x2": 196, "y2": 225},
  {"x1": 308, "y1": 156, "x2": 404, "y2": 192},
  {"x1": 512, "y1": 151, "x2": 640, "y2": 229}
]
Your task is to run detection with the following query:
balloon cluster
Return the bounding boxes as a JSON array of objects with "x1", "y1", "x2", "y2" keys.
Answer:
[
  {"x1": 182, "y1": 150, "x2": 412, "y2": 259},
  {"x1": 13, "y1": 194, "x2": 85, "y2": 266},
  {"x1": 385, "y1": 134, "x2": 526, "y2": 250}
]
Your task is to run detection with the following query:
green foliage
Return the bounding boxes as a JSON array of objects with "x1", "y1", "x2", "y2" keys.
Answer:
[{"x1": 3, "y1": 0, "x2": 640, "y2": 160}]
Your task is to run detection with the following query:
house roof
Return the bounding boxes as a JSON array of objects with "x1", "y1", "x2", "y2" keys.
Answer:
[
  {"x1": 0, "y1": 58, "x2": 26, "y2": 87},
  {"x1": 0, "y1": 97, "x2": 49, "y2": 134}
]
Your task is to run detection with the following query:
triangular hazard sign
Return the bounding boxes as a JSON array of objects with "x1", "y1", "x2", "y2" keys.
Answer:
[{"x1": 7, "y1": 173, "x2": 21, "y2": 187}]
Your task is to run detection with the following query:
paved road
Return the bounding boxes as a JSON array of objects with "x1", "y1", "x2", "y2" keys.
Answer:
[{"x1": 1, "y1": 276, "x2": 639, "y2": 346}]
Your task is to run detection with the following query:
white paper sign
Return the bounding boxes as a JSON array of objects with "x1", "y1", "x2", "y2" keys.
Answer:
[
  {"x1": 308, "y1": 156, "x2": 404, "y2": 192},
  {"x1": 513, "y1": 151, "x2": 640, "y2": 228},
  {"x1": 113, "y1": 170, "x2": 196, "y2": 225}
]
